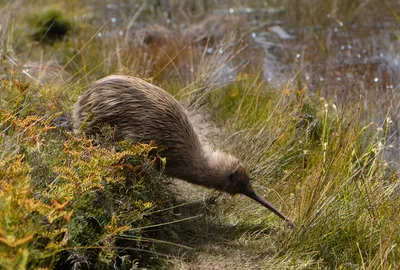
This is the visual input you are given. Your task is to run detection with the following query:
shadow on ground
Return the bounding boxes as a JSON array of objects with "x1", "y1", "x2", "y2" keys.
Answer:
[{"x1": 132, "y1": 181, "x2": 278, "y2": 268}]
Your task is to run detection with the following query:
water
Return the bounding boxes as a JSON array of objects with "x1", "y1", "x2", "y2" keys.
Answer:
[{"x1": 88, "y1": 0, "x2": 400, "y2": 164}]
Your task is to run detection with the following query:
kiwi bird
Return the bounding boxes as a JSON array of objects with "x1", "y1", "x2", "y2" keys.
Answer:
[{"x1": 73, "y1": 75, "x2": 294, "y2": 226}]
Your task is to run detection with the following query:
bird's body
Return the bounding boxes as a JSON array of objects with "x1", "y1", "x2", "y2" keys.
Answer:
[{"x1": 73, "y1": 75, "x2": 293, "y2": 225}]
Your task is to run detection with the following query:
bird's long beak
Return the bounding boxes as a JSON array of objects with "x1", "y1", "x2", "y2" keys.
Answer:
[{"x1": 242, "y1": 187, "x2": 295, "y2": 227}]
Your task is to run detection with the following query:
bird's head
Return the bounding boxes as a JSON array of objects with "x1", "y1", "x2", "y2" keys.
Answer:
[{"x1": 225, "y1": 165, "x2": 295, "y2": 227}]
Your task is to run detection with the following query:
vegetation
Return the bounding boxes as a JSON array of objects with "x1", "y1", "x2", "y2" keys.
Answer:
[
  {"x1": 30, "y1": 9, "x2": 72, "y2": 44},
  {"x1": 0, "y1": 0, "x2": 399, "y2": 269}
]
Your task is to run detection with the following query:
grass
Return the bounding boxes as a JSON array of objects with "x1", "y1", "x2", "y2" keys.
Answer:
[
  {"x1": 205, "y1": 78, "x2": 399, "y2": 268},
  {"x1": 0, "y1": 95, "x2": 168, "y2": 268},
  {"x1": 0, "y1": 0, "x2": 399, "y2": 269}
]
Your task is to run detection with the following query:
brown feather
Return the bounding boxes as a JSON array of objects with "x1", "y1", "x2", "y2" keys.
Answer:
[{"x1": 73, "y1": 75, "x2": 293, "y2": 225}]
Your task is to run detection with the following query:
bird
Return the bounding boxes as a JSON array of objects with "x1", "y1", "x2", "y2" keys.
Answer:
[{"x1": 72, "y1": 75, "x2": 294, "y2": 226}]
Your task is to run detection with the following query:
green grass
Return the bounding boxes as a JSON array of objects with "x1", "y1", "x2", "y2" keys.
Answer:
[
  {"x1": 0, "y1": 0, "x2": 399, "y2": 269},
  {"x1": 204, "y1": 78, "x2": 399, "y2": 268}
]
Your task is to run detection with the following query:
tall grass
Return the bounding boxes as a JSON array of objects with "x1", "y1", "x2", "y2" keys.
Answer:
[
  {"x1": 205, "y1": 77, "x2": 400, "y2": 268},
  {"x1": 0, "y1": 0, "x2": 399, "y2": 269}
]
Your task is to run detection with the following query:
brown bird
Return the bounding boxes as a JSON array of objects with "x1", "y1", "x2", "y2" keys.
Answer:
[{"x1": 73, "y1": 75, "x2": 294, "y2": 226}]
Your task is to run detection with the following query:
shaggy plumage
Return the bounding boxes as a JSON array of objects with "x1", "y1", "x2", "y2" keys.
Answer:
[
  {"x1": 73, "y1": 75, "x2": 243, "y2": 193},
  {"x1": 73, "y1": 75, "x2": 293, "y2": 225}
]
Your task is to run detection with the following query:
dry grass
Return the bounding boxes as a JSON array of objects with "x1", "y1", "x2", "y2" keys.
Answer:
[{"x1": 0, "y1": 0, "x2": 399, "y2": 269}]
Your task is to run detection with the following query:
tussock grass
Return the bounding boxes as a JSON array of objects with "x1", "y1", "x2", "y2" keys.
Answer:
[
  {"x1": 0, "y1": 0, "x2": 399, "y2": 269},
  {"x1": 204, "y1": 77, "x2": 400, "y2": 268}
]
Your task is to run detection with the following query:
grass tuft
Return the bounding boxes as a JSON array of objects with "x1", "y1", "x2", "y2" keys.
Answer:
[
  {"x1": 0, "y1": 1, "x2": 399, "y2": 269},
  {"x1": 30, "y1": 10, "x2": 72, "y2": 44}
]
